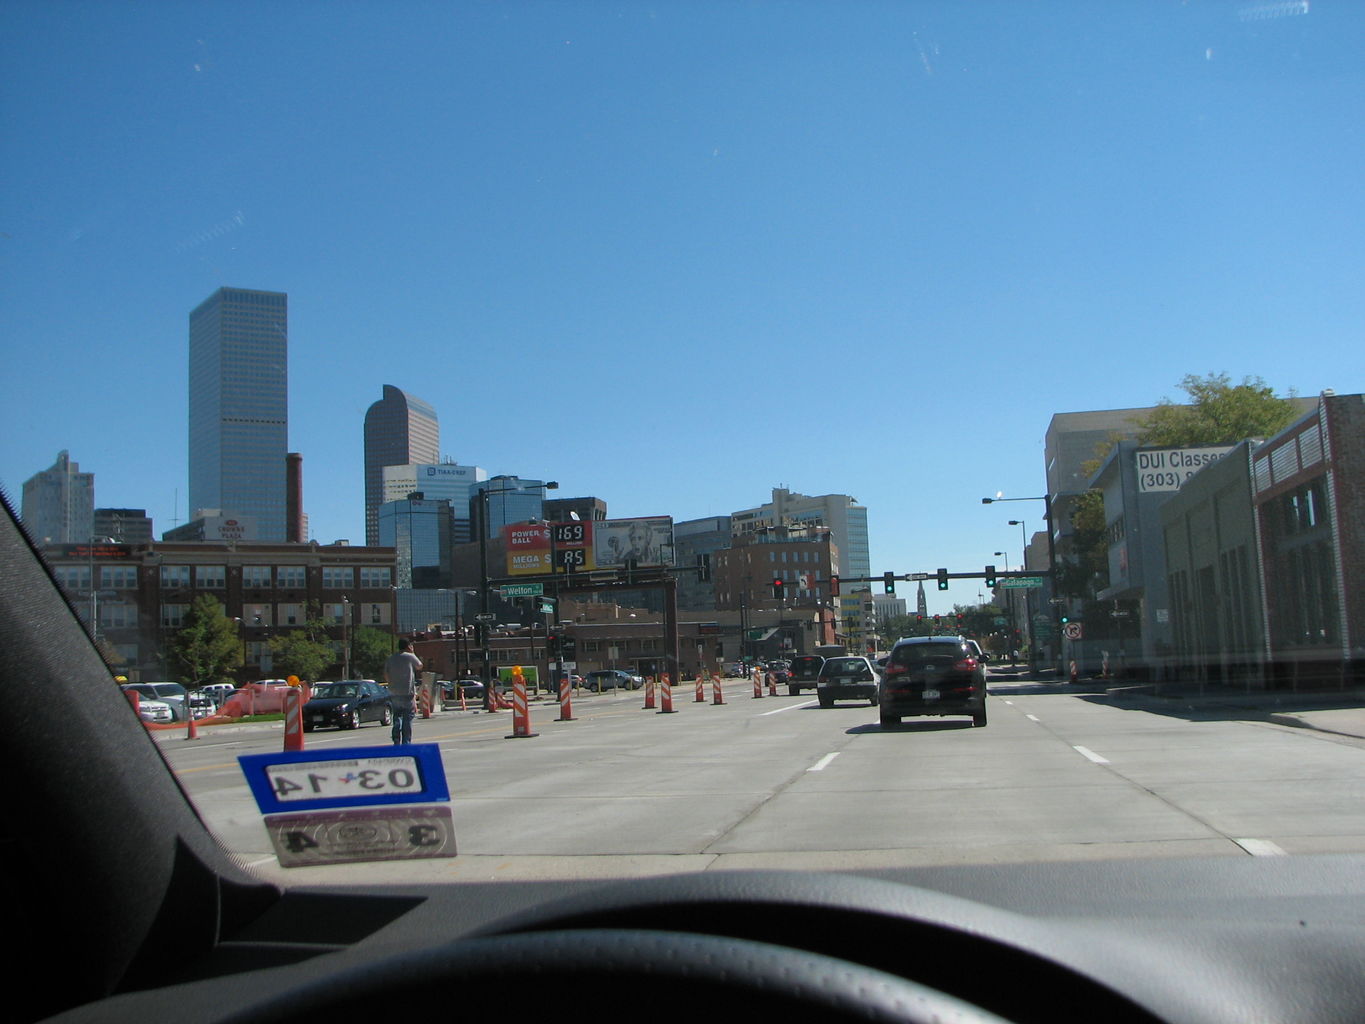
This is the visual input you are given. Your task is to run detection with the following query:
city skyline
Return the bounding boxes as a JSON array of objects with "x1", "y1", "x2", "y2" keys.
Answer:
[{"x1": 2, "y1": 3, "x2": 1359, "y2": 615}]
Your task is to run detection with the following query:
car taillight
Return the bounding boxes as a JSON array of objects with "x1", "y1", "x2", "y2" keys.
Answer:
[
  {"x1": 953, "y1": 658, "x2": 977, "y2": 673},
  {"x1": 882, "y1": 663, "x2": 905, "y2": 680}
]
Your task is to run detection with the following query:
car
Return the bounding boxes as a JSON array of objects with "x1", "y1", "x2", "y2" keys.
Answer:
[
  {"x1": 121, "y1": 681, "x2": 190, "y2": 720},
  {"x1": 815, "y1": 655, "x2": 879, "y2": 708},
  {"x1": 786, "y1": 654, "x2": 824, "y2": 695},
  {"x1": 302, "y1": 679, "x2": 392, "y2": 731},
  {"x1": 583, "y1": 669, "x2": 638, "y2": 691},
  {"x1": 186, "y1": 692, "x2": 216, "y2": 718},
  {"x1": 441, "y1": 678, "x2": 486, "y2": 701},
  {"x1": 878, "y1": 636, "x2": 987, "y2": 728},
  {"x1": 119, "y1": 686, "x2": 174, "y2": 724},
  {"x1": 963, "y1": 639, "x2": 990, "y2": 665},
  {"x1": 199, "y1": 682, "x2": 237, "y2": 706}
]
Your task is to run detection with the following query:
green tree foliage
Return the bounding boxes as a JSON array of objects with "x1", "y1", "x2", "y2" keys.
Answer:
[
  {"x1": 350, "y1": 626, "x2": 395, "y2": 680},
  {"x1": 1055, "y1": 490, "x2": 1108, "y2": 599},
  {"x1": 268, "y1": 605, "x2": 336, "y2": 683},
  {"x1": 167, "y1": 595, "x2": 242, "y2": 686},
  {"x1": 1136, "y1": 373, "x2": 1297, "y2": 447}
]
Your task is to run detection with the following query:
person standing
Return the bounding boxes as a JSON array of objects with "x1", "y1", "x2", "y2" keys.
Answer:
[{"x1": 383, "y1": 638, "x2": 422, "y2": 745}]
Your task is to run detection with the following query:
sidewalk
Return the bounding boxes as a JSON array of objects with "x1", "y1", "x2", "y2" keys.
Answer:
[{"x1": 1102, "y1": 684, "x2": 1365, "y2": 742}]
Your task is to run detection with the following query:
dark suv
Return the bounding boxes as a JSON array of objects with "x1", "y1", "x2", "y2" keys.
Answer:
[
  {"x1": 786, "y1": 655, "x2": 824, "y2": 695},
  {"x1": 879, "y1": 636, "x2": 987, "y2": 728}
]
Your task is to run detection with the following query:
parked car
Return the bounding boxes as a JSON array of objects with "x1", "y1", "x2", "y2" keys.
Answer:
[
  {"x1": 583, "y1": 669, "x2": 639, "y2": 691},
  {"x1": 186, "y1": 692, "x2": 216, "y2": 718},
  {"x1": 199, "y1": 682, "x2": 236, "y2": 706},
  {"x1": 120, "y1": 686, "x2": 174, "y2": 724},
  {"x1": 441, "y1": 678, "x2": 485, "y2": 701},
  {"x1": 121, "y1": 681, "x2": 190, "y2": 721},
  {"x1": 878, "y1": 636, "x2": 987, "y2": 728},
  {"x1": 815, "y1": 656, "x2": 880, "y2": 708},
  {"x1": 786, "y1": 655, "x2": 824, "y2": 695},
  {"x1": 302, "y1": 680, "x2": 392, "y2": 731}
]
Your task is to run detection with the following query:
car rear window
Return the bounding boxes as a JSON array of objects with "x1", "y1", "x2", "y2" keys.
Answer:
[
  {"x1": 889, "y1": 643, "x2": 967, "y2": 667},
  {"x1": 821, "y1": 658, "x2": 872, "y2": 678}
]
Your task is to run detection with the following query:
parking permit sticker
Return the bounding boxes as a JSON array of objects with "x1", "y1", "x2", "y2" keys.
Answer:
[
  {"x1": 238, "y1": 744, "x2": 449, "y2": 813},
  {"x1": 239, "y1": 744, "x2": 455, "y2": 867},
  {"x1": 266, "y1": 805, "x2": 456, "y2": 867}
]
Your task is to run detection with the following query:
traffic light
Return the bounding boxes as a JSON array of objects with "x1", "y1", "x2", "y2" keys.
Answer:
[
  {"x1": 883, "y1": 571, "x2": 896, "y2": 596},
  {"x1": 1060, "y1": 614, "x2": 1070, "y2": 624},
  {"x1": 830, "y1": 574, "x2": 840, "y2": 597},
  {"x1": 771, "y1": 578, "x2": 784, "y2": 599},
  {"x1": 547, "y1": 633, "x2": 559, "y2": 655},
  {"x1": 937, "y1": 568, "x2": 949, "y2": 591},
  {"x1": 984, "y1": 564, "x2": 997, "y2": 588},
  {"x1": 933, "y1": 614, "x2": 942, "y2": 628}
]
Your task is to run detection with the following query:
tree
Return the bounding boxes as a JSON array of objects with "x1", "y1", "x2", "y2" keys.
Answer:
[
  {"x1": 350, "y1": 626, "x2": 395, "y2": 680},
  {"x1": 1055, "y1": 490, "x2": 1108, "y2": 599},
  {"x1": 167, "y1": 595, "x2": 242, "y2": 686},
  {"x1": 1136, "y1": 373, "x2": 1298, "y2": 447},
  {"x1": 268, "y1": 605, "x2": 336, "y2": 683}
]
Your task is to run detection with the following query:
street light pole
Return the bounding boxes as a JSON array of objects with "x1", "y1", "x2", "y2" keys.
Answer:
[{"x1": 984, "y1": 495, "x2": 1060, "y2": 675}]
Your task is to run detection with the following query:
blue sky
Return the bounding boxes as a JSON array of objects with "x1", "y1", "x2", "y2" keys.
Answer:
[{"x1": 2, "y1": 1, "x2": 1361, "y2": 614}]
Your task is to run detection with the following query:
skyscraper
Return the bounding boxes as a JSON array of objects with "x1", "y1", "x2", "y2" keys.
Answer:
[
  {"x1": 188, "y1": 287, "x2": 289, "y2": 541},
  {"x1": 364, "y1": 386, "x2": 440, "y2": 545},
  {"x1": 21, "y1": 450, "x2": 94, "y2": 544},
  {"x1": 731, "y1": 488, "x2": 871, "y2": 583},
  {"x1": 381, "y1": 462, "x2": 486, "y2": 542}
]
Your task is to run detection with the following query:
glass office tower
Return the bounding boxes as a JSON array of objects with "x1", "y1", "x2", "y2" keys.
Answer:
[{"x1": 188, "y1": 288, "x2": 289, "y2": 541}]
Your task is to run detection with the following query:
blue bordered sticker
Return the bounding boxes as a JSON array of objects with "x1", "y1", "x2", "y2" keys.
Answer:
[{"x1": 238, "y1": 744, "x2": 449, "y2": 813}]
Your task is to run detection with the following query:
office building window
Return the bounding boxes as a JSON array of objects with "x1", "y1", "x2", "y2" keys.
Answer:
[
  {"x1": 243, "y1": 565, "x2": 272, "y2": 588},
  {"x1": 196, "y1": 565, "x2": 226, "y2": 589},
  {"x1": 276, "y1": 565, "x2": 307, "y2": 588},
  {"x1": 323, "y1": 567, "x2": 354, "y2": 590},
  {"x1": 360, "y1": 567, "x2": 391, "y2": 588}
]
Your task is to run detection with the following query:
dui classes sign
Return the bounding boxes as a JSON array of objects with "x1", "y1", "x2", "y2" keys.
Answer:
[{"x1": 1135, "y1": 446, "x2": 1234, "y2": 493}]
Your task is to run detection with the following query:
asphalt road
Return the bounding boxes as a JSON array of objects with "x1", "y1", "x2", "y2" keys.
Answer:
[{"x1": 159, "y1": 675, "x2": 1365, "y2": 886}]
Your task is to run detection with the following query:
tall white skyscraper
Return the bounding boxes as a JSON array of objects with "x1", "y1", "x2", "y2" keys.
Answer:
[{"x1": 188, "y1": 287, "x2": 289, "y2": 541}]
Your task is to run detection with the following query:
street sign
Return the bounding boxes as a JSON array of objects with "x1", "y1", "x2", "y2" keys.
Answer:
[
  {"x1": 501, "y1": 583, "x2": 544, "y2": 598},
  {"x1": 474, "y1": 613, "x2": 496, "y2": 623},
  {"x1": 1063, "y1": 622, "x2": 1083, "y2": 640},
  {"x1": 1001, "y1": 576, "x2": 1046, "y2": 589},
  {"x1": 908, "y1": 573, "x2": 931, "y2": 581}
]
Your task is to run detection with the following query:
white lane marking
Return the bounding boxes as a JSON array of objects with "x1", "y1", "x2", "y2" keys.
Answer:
[
  {"x1": 1025, "y1": 714, "x2": 1040, "y2": 722},
  {"x1": 1234, "y1": 838, "x2": 1288, "y2": 857},
  {"x1": 1072, "y1": 745, "x2": 1110, "y2": 764},
  {"x1": 757, "y1": 700, "x2": 817, "y2": 716},
  {"x1": 808, "y1": 752, "x2": 840, "y2": 772}
]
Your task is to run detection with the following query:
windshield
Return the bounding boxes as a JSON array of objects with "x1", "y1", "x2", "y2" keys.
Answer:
[
  {"x1": 2, "y1": 1, "x2": 1361, "y2": 887},
  {"x1": 311, "y1": 684, "x2": 358, "y2": 699}
]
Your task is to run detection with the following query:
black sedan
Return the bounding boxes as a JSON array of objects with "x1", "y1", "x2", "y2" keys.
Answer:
[{"x1": 303, "y1": 680, "x2": 392, "y2": 731}]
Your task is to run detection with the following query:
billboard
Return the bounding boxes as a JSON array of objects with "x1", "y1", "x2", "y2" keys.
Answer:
[
  {"x1": 501, "y1": 517, "x2": 674, "y2": 576},
  {"x1": 591, "y1": 517, "x2": 674, "y2": 569}
]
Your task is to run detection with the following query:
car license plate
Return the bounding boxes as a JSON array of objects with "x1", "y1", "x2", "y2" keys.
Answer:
[{"x1": 922, "y1": 688, "x2": 940, "y2": 700}]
